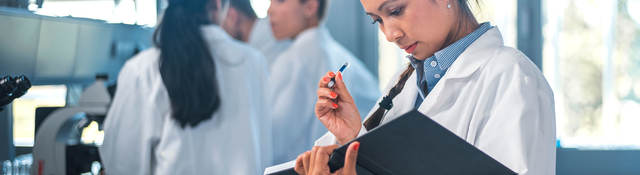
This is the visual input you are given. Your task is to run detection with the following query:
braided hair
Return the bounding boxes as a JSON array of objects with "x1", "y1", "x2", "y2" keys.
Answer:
[{"x1": 363, "y1": 64, "x2": 415, "y2": 130}]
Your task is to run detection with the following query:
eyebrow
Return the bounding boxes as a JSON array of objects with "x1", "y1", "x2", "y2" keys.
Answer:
[
  {"x1": 365, "y1": 0, "x2": 397, "y2": 16},
  {"x1": 378, "y1": 0, "x2": 396, "y2": 11}
]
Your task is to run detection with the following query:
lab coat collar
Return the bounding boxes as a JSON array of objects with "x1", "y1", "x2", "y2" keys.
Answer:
[
  {"x1": 200, "y1": 24, "x2": 232, "y2": 42},
  {"x1": 200, "y1": 24, "x2": 244, "y2": 66},
  {"x1": 291, "y1": 25, "x2": 329, "y2": 46},
  {"x1": 417, "y1": 27, "x2": 505, "y2": 113},
  {"x1": 442, "y1": 27, "x2": 504, "y2": 79}
]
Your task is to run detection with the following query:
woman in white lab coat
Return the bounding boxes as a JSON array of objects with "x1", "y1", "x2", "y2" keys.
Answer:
[
  {"x1": 99, "y1": 0, "x2": 272, "y2": 174},
  {"x1": 267, "y1": 0, "x2": 381, "y2": 164},
  {"x1": 248, "y1": 17, "x2": 292, "y2": 67},
  {"x1": 294, "y1": 0, "x2": 556, "y2": 174}
]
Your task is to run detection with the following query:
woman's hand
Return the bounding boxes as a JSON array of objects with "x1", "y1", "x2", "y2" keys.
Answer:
[
  {"x1": 315, "y1": 71, "x2": 362, "y2": 144},
  {"x1": 294, "y1": 142, "x2": 360, "y2": 175}
]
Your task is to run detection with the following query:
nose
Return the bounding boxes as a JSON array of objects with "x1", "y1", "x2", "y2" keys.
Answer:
[{"x1": 382, "y1": 24, "x2": 403, "y2": 43}]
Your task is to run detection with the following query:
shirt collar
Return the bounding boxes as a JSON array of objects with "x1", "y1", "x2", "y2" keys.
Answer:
[{"x1": 407, "y1": 22, "x2": 493, "y2": 71}]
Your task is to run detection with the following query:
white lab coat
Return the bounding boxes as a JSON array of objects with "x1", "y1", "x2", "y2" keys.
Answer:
[
  {"x1": 248, "y1": 18, "x2": 292, "y2": 67},
  {"x1": 100, "y1": 25, "x2": 272, "y2": 175},
  {"x1": 315, "y1": 27, "x2": 556, "y2": 175},
  {"x1": 268, "y1": 26, "x2": 380, "y2": 164}
]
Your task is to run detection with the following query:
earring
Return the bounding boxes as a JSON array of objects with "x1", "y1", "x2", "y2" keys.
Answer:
[{"x1": 447, "y1": 3, "x2": 451, "y2": 9}]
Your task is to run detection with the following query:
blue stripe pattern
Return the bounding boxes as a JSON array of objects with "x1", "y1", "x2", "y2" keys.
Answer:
[{"x1": 409, "y1": 22, "x2": 493, "y2": 107}]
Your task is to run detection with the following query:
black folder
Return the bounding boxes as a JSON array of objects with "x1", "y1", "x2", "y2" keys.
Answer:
[{"x1": 266, "y1": 110, "x2": 516, "y2": 175}]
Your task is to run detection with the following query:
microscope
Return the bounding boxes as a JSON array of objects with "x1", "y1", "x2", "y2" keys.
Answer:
[
  {"x1": 32, "y1": 75, "x2": 110, "y2": 175},
  {"x1": 0, "y1": 75, "x2": 31, "y2": 112}
]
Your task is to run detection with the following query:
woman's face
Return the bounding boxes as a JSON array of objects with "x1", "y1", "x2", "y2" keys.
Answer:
[
  {"x1": 268, "y1": 0, "x2": 311, "y2": 40},
  {"x1": 361, "y1": 0, "x2": 455, "y2": 60}
]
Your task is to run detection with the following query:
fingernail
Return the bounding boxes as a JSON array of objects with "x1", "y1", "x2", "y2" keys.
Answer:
[
  {"x1": 353, "y1": 142, "x2": 359, "y2": 151},
  {"x1": 323, "y1": 77, "x2": 330, "y2": 82},
  {"x1": 338, "y1": 72, "x2": 342, "y2": 80},
  {"x1": 330, "y1": 92, "x2": 337, "y2": 98},
  {"x1": 332, "y1": 103, "x2": 338, "y2": 109},
  {"x1": 329, "y1": 72, "x2": 335, "y2": 77}
]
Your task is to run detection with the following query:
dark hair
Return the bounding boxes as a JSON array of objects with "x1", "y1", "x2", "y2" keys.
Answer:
[
  {"x1": 364, "y1": 0, "x2": 478, "y2": 130},
  {"x1": 230, "y1": 0, "x2": 257, "y2": 19},
  {"x1": 153, "y1": 0, "x2": 221, "y2": 128},
  {"x1": 448, "y1": 0, "x2": 479, "y2": 43},
  {"x1": 458, "y1": 0, "x2": 478, "y2": 17},
  {"x1": 363, "y1": 65, "x2": 414, "y2": 130},
  {"x1": 300, "y1": 0, "x2": 328, "y2": 20}
]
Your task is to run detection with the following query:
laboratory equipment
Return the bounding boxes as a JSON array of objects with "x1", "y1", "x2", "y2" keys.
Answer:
[
  {"x1": 0, "y1": 75, "x2": 31, "y2": 112},
  {"x1": 31, "y1": 76, "x2": 110, "y2": 175}
]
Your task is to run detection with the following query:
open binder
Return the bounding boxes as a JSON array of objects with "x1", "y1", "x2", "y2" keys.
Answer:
[{"x1": 265, "y1": 110, "x2": 516, "y2": 175}]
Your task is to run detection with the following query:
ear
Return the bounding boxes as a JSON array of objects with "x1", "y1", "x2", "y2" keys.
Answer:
[
  {"x1": 302, "y1": 0, "x2": 319, "y2": 19},
  {"x1": 433, "y1": 0, "x2": 449, "y2": 9}
]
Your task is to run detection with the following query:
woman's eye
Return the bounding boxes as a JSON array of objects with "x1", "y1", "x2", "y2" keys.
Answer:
[
  {"x1": 388, "y1": 6, "x2": 405, "y2": 16},
  {"x1": 390, "y1": 8, "x2": 402, "y2": 16}
]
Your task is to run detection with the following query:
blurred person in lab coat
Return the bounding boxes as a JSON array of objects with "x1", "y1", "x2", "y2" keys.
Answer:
[
  {"x1": 267, "y1": 0, "x2": 381, "y2": 164},
  {"x1": 221, "y1": 0, "x2": 292, "y2": 66},
  {"x1": 294, "y1": 0, "x2": 556, "y2": 174},
  {"x1": 99, "y1": 0, "x2": 273, "y2": 174}
]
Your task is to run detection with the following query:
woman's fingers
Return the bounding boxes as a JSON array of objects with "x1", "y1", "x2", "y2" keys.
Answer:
[
  {"x1": 309, "y1": 146, "x2": 320, "y2": 175},
  {"x1": 315, "y1": 145, "x2": 339, "y2": 164},
  {"x1": 318, "y1": 71, "x2": 336, "y2": 88},
  {"x1": 312, "y1": 145, "x2": 339, "y2": 175},
  {"x1": 317, "y1": 88, "x2": 338, "y2": 100},
  {"x1": 334, "y1": 72, "x2": 354, "y2": 101},
  {"x1": 317, "y1": 98, "x2": 338, "y2": 110},
  {"x1": 296, "y1": 145, "x2": 348, "y2": 175},
  {"x1": 303, "y1": 151, "x2": 311, "y2": 174},
  {"x1": 316, "y1": 71, "x2": 352, "y2": 103},
  {"x1": 342, "y1": 142, "x2": 360, "y2": 175},
  {"x1": 294, "y1": 154, "x2": 306, "y2": 175}
]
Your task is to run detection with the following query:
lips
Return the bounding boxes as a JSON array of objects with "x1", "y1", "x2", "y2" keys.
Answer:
[{"x1": 403, "y1": 42, "x2": 418, "y2": 54}]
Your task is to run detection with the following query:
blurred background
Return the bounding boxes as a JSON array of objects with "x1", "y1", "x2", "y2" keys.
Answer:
[{"x1": 1, "y1": 0, "x2": 640, "y2": 174}]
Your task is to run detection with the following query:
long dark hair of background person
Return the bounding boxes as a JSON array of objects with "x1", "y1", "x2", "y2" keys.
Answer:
[{"x1": 153, "y1": 0, "x2": 221, "y2": 128}]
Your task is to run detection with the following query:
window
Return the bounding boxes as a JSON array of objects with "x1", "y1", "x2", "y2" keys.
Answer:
[
  {"x1": 543, "y1": 0, "x2": 640, "y2": 148},
  {"x1": 28, "y1": 0, "x2": 157, "y2": 26},
  {"x1": 251, "y1": 0, "x2": 270, "y2": 19},
  {"x1": 12, "y1": 85, "x2": 66, "y2": 147},
  {"x1": 377, "y1": 0, "x2": 518, "y2": 90}
]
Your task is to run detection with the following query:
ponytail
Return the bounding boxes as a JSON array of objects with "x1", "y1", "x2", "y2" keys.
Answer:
[
  {"x1": 363, "y1": 64, "x2": 415, "y2": 130},
  {"x1": 153, "y1": 0, "x2": 220, "y2": 128}
]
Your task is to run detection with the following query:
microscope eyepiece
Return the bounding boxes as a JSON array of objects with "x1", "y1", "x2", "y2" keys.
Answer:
[
  {"x1": 1, "y1": 75, "x2": 32, "y2": 110},
  {"x1": 12, "y1": 75, "x2": 32, "y2": 97}
]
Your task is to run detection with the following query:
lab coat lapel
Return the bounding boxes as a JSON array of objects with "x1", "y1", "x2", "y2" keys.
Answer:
[{"x1": 417, "y1": 28, "x2": 504, "y2": 115}]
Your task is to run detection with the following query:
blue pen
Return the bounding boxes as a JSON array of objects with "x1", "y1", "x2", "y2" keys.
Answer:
[{"x1": 328, "y1": 62, "x2": 350, "y2": 88}]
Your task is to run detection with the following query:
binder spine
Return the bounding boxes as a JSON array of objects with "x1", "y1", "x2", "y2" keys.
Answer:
[{"x1": 328, "y1": 151, "x2": 345, "y2": 173}]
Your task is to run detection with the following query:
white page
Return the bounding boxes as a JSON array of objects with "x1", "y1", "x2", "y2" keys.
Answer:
[{"x1": 264, "y1": 160, "x2": 296, "y2": 175}]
